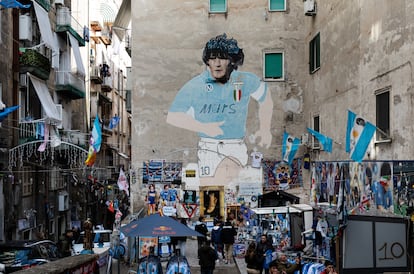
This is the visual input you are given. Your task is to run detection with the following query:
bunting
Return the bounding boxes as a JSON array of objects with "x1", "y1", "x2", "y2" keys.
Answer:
[
  {"x1": 282, "y1": 131, "x2": 301, "y2": 165},
  {"x1": 307, "y1": 127, "x2": 333, "y2": 153},
  {"x1": 346, "y1": 110, "x2": 376, "y2": 162}
]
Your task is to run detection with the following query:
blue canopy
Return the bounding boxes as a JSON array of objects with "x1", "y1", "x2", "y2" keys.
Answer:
[
  {"x1": 120, "y1": 214, "x2": 205, "y2": 238},
  {"x1": 0, "y1": 0, "x2": 31, "y2": 9}
]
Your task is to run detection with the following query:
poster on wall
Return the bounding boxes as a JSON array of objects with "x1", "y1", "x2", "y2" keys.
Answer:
[
  {"x1": 310, "y1": 161, "x2": 396, "y2": 213},
  {"x1": 142, "y1": 160, "x2": 182, "y2": 184},
  {"x1": 263, "y1": 158, "x2": 303, "y2": 191},
  {"x1": 203, "y1": 190, "x2": 220, "y2": 218},
  {"x1": 139, "y1": 237, "x2": 158, "y2": 258}
]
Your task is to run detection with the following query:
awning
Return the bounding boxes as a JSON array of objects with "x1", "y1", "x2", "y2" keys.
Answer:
[
  {"x1": 113, "y1": 0, "x2": 131, "y2": 40},
  {"x1": 68, "y1": 33, "x2": 85, "y2": 75},
  {"x1": 251, "y1": 204, "x2": 313, "y2": 215},
  {"x1": 28, "y1": 73, "x2": 61, "y2": 124},
  {"x1": 33, "y1": 1, "x2": 58, "y2": 51}
]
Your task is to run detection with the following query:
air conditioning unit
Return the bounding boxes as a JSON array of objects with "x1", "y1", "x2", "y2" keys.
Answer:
[
  {"x1": 19, "y1": 14, "x2": 32, "y2": 41},
  {"x1": 19, "y1": 73, "x2": 28, "y2": 88},
  {"x1": 58, "y1": 192, "x2": 69, "y2": 211},
  {"x1": 54, "y1": 0, "x2": 64, "y2": 6},
  {"x1": 304, "y1": 0, "x2": 317, "y2": 16}
]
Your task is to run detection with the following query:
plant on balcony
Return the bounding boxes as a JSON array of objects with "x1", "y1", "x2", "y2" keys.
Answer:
[{"x1": 19, "y1": 49, "x2": 51, "y2": 80}]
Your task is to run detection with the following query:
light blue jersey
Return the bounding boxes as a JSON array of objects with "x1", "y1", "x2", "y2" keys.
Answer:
[{"x1": 169, "y1": 70, "x2": 267, "y2": 139}]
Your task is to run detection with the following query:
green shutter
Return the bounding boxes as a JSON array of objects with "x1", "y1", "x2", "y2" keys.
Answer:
[
  {"x1": 309, "y1": 33, "x2": 320, "y2": 73},
  {"x1": 270, "y1": 0, "x2": 285, "y2": 11},
  {"x1": 265, "y1": 53, "x2": 283, "y2": 79},
  {"x1": 315, "y1": 33, "x2": 320, "y2": 68},
  {"x1": 210, "y1": 0, "x2": 226, "y2": 13}
]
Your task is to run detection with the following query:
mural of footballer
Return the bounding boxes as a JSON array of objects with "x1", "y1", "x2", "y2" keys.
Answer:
[{"x1": 166, "y1": 34, "x2": 273, "y2": 184}]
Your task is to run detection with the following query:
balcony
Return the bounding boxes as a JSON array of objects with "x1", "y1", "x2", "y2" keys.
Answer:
[
  {"x1": 55, "y1": 71, "x2": 85, "y2": 99},
  {"x1": 19, "y1": 49, "x2": 51, "y2": 80},
  {"x1": 55, "y1": 6, "x2": 85, "y2": 46},
  {"x1": 101, "y1": 76, "x2": 113, "y2": 92},
  {"x1": 90, "y1": 65, "x2": 103, "y2": 84}
]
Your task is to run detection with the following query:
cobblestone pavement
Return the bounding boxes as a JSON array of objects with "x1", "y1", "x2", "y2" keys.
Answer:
[{"x1": 115, "y1": 237, "x2": 245, "y2": 274}]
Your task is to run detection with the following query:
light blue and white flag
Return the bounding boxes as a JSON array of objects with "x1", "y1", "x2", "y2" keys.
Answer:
[
  {"x1": 346, "y1": 110, "x2": 376, "y2": 162},
  {"x1": 109, "y1": 115, "x2": 120, "y2": 129},
  {"x1": 282, "y1": 131, "x2": 301, "y2": 165},
  {"x1": 306, "y1": 127, "x2": 333, "y2": 153}
]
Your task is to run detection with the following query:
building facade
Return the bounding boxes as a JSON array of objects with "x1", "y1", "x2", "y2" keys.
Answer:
[
  {"x1": 0, "y1": 0, "x2": 132, "y2": 242},
  {"x1": 129, "y1": 0, "x2": 414, "y2": 223}
]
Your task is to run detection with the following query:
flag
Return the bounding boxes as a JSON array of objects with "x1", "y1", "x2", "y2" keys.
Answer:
[
  {"x1": 109, "y1": 116, "x2": 120, "y2": 129},
  {"x1": 85, "y1": 115, "x2": 102, "y2": 166},
  {"x1": 307, "y1": 127, "x2": 333, "y2": 153},
  {"x1": 117, "y1": 168, "x2": 130, "y2": 196},
  {"x1": 282, "y1": 131, "x2": 301, "y2": 165},
  {"x1": 0, "y1": 105, "x2": 19, "y2": 122},
  {"x1": 346, "y1": 110, "x2": 376, "y2": 162},
  {"x1": 91, "y1": 115, "x2": 102, "y2": 152},
  {"x1": 85, "y1": 146, "x2": 97, "y2": 167}
]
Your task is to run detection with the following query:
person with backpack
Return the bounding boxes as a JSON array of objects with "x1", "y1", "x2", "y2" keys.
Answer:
[
  {"x1": 198, "y1": 239, "x2": 218, "y2": 274},
  {"x1": 195, "y1": 216, "x2": 208, "y2": 249},
  {"x1": 220, "y1": 218, "x2": 237, "y2": 264}
]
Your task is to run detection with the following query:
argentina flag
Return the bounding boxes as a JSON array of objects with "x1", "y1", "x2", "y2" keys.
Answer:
[
  {"x1": 282, "y1": 131, "x2": 301, "y2": 165},
  {"x1": 306, "y1": 127, "x2": 333, "y2": 153},
  {"x1": 346, "y1": 110, "x2": 376, "y2": 162}
]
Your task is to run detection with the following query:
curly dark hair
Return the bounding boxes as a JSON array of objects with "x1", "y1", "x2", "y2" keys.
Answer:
[{"x1": 202, "y1": 33, "x2": 244, "y2": 69}]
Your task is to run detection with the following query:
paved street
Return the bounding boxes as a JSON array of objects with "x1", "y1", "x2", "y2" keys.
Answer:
[{"x1": 114, "y1": 237, "x2": 244, "y2": 274}]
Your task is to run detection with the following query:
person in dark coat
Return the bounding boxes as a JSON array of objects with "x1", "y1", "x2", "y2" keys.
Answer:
[
  {"x1": 211, "y1": 219, "x2": 224, "y2": 260},
  {"x1": 245, "y1": 242, "x2": 262, "y2": 274},
  {"x1": 256, "y1": 234, "x2": 274, "y2": 274},
  {"x1": 220, "y1": 218, "x2": 237, "y2": 264},
  {"x1": 195, "y1": 216, "x2": 208, "y2": 249},
  {"x1": 198, "y1": 239, "x2": 218, "y2": 274}
]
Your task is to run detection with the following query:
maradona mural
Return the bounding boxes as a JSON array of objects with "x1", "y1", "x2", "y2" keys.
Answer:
[{"x1": 166, "y1": 34, "x2": 273, "y2": 185}]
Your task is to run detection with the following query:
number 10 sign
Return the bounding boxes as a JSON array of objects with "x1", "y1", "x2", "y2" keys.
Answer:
[{"x1": 342, "y1": 215, "x2": 410, "y2": 273}]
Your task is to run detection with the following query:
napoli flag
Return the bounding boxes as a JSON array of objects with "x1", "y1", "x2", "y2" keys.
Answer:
[
  {"x1": 307, "y1": 127, "x2": 333, "y2": 153},
  {"x1": 346, "y1": 110, "x2": 376, "y2": 162},
  {"x1": 282, "y1": 131, "x2": 301, "y2": 165}
]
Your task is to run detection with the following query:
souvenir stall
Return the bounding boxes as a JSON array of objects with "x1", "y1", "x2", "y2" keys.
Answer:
[{"x1": 252, "y1": 204, "x2": 313, "y2": 251}]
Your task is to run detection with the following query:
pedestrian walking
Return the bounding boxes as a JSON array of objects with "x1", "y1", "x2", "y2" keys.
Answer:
[
  {"x1": 195, "y1": 216, "x2": 208, "y2": 249},
  {"x1": 211, "y1": 219, "x2": 224, "y2": 260},
  {"x1": 198, "y1": 239, "x2": 218, "y2": 274},
  {"x1": 220, "y1": 218, "x2": 237, "y2": 264},
  {"x1": 245, "y1": 242, "x2": 262, "y2": 274},
  {"x1": 256, "y1": 234, "x2": 274, "y2": 274}
]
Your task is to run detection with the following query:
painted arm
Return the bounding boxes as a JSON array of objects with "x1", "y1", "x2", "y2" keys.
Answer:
[
  {"x1": 255, "y1": 91, "x2": 273, "y2": 148},
  {"x1": 166, "y1": 111, "x2": 224, "y2": 137}
]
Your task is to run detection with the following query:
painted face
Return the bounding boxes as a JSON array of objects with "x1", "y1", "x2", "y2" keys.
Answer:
[{"x1": 207, "y1": 57, "x2": 230, "y2": 80}]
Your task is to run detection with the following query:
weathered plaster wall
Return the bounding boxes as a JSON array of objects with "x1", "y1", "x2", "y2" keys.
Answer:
[{"x1": 130, "y1": 0, "x2": 309, "y2": 211}]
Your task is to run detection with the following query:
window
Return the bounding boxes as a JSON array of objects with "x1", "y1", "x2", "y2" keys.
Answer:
[
  {"x1": 376, "y1": 88, "x2": 390, "y2": 141},
  {"x1": 312, "y1": 115, "x2": 320, "y2": 148},
  {"x1": 269, "y1": 0, "x2": 286, "y2": 11},
  {"x1": 21, "y1": 166, "x2": 33, "y2": 196},
  {"x1": 264, "y1": 52, "x2": 284, "y2": 80},
  {"x1": 209, "y1": 0, "x2": 227, "y2": 13},
  {"x1": 309, "y1": 33, "x2": 320, "y2": 73}
]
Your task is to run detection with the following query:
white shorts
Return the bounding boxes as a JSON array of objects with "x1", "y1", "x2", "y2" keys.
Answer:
[{"x1": 197, "y1": 137, "x2": 247, "y2": 177}]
